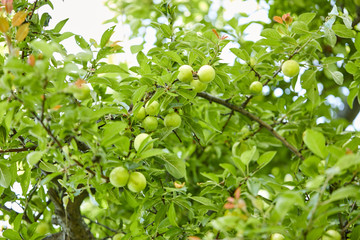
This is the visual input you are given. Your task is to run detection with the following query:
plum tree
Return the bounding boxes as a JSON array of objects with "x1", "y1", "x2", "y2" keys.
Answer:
[
  {"x1": 190, "y1": 79, "x2": 207, "y2": 92},
  {"x1": 134, "y1": 133, "x2": 153, "y2": 151},
  {"x1": 281, "y1": 60, "x2": 300, "y2": 77},
  {"x1": 164, "y1": 112, "x2": 182, "y2": 128},
  {"x1": 109, "y1": 166, "x2": 130, "y2": 187},
  {"x1": 198, "y1": 65, "x2": 215, "y2": 83},
  {"x1": 1, "y1": 1, "x2": 359, "y2": 240},
  {"x1": 142, "y1": 116, "x2": 158, "y2": 131},
  {"x1": 145, "y1": 100, "x2": 160, "y2": 116},
  {"x1": 178, "y1": 65, "x2": 193, "y2": 83},
  {"x1": 127, "y1": 172, "x2": 147, "y2": 193}
]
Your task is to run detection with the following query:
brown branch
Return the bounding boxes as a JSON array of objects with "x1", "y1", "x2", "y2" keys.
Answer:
[
  {"x1": 221, "y1": 110, "x2": 234, "y2": 132},
  {"x1": 197, "y1": 92, "x2": 304, "y2": 160},
  {"x1": 0, "y1": 146, "x2": 37, "y2": 154},
  {"x1": 172, "y1": 130, "x2": 182, "y2": 143},
  {"x1": 29, "y1": 0, "x2": 39, "y2": 20}
]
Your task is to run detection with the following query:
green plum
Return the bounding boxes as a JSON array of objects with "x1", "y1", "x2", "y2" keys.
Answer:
[
  {"x1": 164, "y1": 112, "x2": 181, "y2": 128},
  {"x1": 178, "y1": 65, "x2": 193, "y2": 83},
  {"x1": 142, "y1": 116, "x2": 158, "y2": 132},
  {"x1": 145, "y1": 100, "x2": 160, "y2": 116},
  {"x1": 281, "y1": 60, "x2": 299, "y2": 77},
  {"x1": 198, "y1": 65, "x2": 215, "y2": 83},
  {"x1": 134, "y1": 133, "x2": 153, "y2": 152},
  {"x1": 190, "y1": 79, "x2": 207, "y2": 92},
  {"x1": 109, "y1": 166, "x2": 129, "y2": 187},
  {"x1": 127, "y1": 172, "x2": 147, "y2": 193}
]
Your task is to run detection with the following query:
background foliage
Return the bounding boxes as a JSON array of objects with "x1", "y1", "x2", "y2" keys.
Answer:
[{"x1": 0, "y1": 0, "x2": 359, "y2": 239}]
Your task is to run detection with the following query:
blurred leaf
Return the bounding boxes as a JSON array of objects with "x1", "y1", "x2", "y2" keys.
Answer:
[{"x1": 303, "y1": 129, "x2": 327, "y2": 159}]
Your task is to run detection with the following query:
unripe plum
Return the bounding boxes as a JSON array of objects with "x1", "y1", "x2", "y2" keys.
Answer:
[
  {"x1": 281, "y1": 60, "x2": 299, "y2": 77},
  {"x1": 190, "y1": 79, "x2": 207, "y2": 92},
  {"x1": 178, "y1": 65, "x2": 193, "y2": 83},
  {"x1": 142, "y1": 116, "x2": 158, "y2": 132},
  {"x1": 145, "y1": 100, "x2": 160, "y2": 116},
  {"x1": 134, "y1": 133, "x2": 153, "y2": 152},
  {"x1": 198, "y1": 65, "x2": 215, "y2": 83},
  {"x1": 249, "y1": 81, "x2": 263, "y2": 94},
  {"x1": 164, "y1": 112, "x2": 181, "y2": 128},
  {"x1": 127, "y1": 172, "x2": 147, "y2": 193},
  {"x1": 109, "y1": 166, "x2": 129, "y2": 187}
]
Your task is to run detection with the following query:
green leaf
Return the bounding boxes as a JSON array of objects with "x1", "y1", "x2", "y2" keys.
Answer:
[
  {"x1": 158, "y1": 154, "x2": 186, "y2": 179},
  {"x1": 291, "y1": 21, "x2": 309, "y2": 34},
  {"x1": 257, "y1": 151, "x2": 277, "y2": 168},
  {"x1": 298, "y1": 13, "x2": 316, "y2": 25},
  {"x1": 329, "y1": 70, "x2": 344, "y2": 85},
  {"x1": 4, "y1": 57, "x2": 34, "y2": 73},
  {"x1": 53, "y1": 18, "x2": 69, "y2": 33},
  {"x1": 130, "y1": 44, "x2": 144, "y2": 54},
  {"x1": 355, "y1": 33, "x2": 360, "y2": 52},
  {"x1": 219, "y1": 163, "x2": 237, "y2": 176},
  {"x1": 167, "y1": 202, "x2": 178, "y2": 227},
  {"x1": 334, "y1": 154, "x2": 360, "y2": 172},
  {"x1": 347, "y1": 88, "x2": 358, "y2": 109},
  {"x1": 132, "y1": 85, "x2": 148, "y2": 103},
  {"x1": 230, "y1": 48, "x2": 250, "y2": 61},
  {"x1": 100, "y1": 26, "x2": 115, "y2": 48},
  {"x1": 138, "y1": 148, "x2": 165, "y2": 160},
  {"x1": 332, "y1": 24, "x2": 355, "y2": 38},
  {"x1": 324, "y1": 27, "x2": 337, "y2": 47},
  {"x1": 75, "y1": 35, "x2": 90, "y2": 49},
  {"x1": 190, "y1": 196, "x2": 218, "y2": 211},
  {"x1": 31, "y1": 39, "x2": 55, "y2": 57},
  {"x1": 26, "y1": 151, "x2": 45, "y2": 166},
  {"x1": 260, "y1": 29, "x2": 281, "y2": 39},
  {"x1": 241, "y1": 146, "x2": 256, "y2": 165},
  {"x1": 96, "y1": 64, "x2": 128, "y2": 74},
  {"x1": 351, "y1": 225, "x2": 360, "y2": 240},
  {"x1": 39, "y1": 161, "x2": 58, "y2": 172},
  {"x1": 0, "y1": 163, "x2": 11, "y2": 188},
  {"x1": 303, "y1": 129, "x2": 327, "y2": 158},
  {"x1": 328, "y1": 186, "x2": 360, "y2": 202},
  {"x1": 2, "y1": 229, "x2": 22, "y2": 240},
  {"x1": 164, "y1": 51, "x2": 184, "y2": 65},
  {"x1": 123, "y1": 189, "x2": 138, "y2": 208},
  {"x1": 160, "y1": 24, "x2": 172, "y2": 38}
]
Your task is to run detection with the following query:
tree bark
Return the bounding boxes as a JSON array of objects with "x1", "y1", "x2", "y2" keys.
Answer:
[{"x1": 45, "y1": 188, "x2": 95, "y2": 240}]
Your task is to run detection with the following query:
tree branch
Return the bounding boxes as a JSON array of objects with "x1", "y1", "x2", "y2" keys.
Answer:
[
  {"x1": 197, "y1": 92, "x2": 304, "y2": 160},
  {"x1": 0, "y1": 146, "x2": 37, "y2": 154}
]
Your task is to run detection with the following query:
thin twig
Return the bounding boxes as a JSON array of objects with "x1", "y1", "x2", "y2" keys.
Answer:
[
  {"x1": 82, "y1": 215, "x2": 118, "y2": 233},
  {"x1": 0, "y1": 146, "x2": 37, "y2": 154},
  {"x1": 342, "y1": 213, "x2": 360, "y2": 233},
  {"x1": 172, "y1": 130, "x2": 182, "y2": 143},
  {"x1": 29, "y1": 0, "x2": 39, "y2": 20},
  {"x1": 221, "y1": 110, "x2": 234, "y2": 132},
  {"x1": 197, "y1": 92, "x2": 304, "y2": 160}
]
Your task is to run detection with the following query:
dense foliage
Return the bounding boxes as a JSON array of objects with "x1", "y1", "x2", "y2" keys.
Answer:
[{"x1": 0, "y1": 0, "x2": 359, "y2": 239}]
